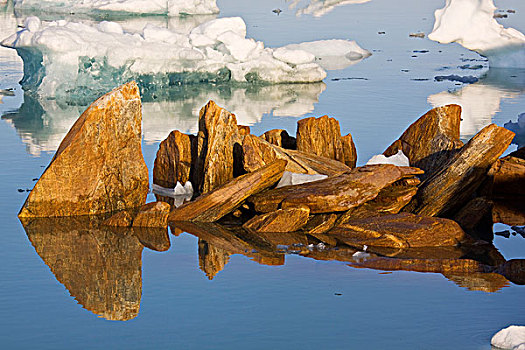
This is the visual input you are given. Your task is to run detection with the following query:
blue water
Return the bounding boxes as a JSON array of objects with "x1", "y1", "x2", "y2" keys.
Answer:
[{"x1": 1, "y1": 0, "x2": 525, "y2": 349}]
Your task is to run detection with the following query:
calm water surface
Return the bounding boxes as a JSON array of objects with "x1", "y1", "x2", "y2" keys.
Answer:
[{"x1": 1, "y1": 0, "x2": 524, "y2": 349}]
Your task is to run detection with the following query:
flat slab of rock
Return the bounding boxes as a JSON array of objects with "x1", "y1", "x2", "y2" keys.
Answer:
[
  {"x1": 453, "y1": 197, "x2": 494, "y2": 241},
  {"x1": 384, "y1": 104, "x2": 463, "y2": 179},
  {"x1": 243, "y1": 206, "x2": 310, "y2": 233},
  {"x1": 132, "y1": 202, "x2": 171, "y2": 228},
  {"x1": 169, "y1": 160, "x2": 287, "y2": 222},
  {"x1": 243, "y1": 134, "x2": 350, "y2": 176},
  {"x1": 413, "y1": 124, "x2": 515, "y2": 217},
  {"x1": 327, "y1": 212, "x2": 471, "y2": 249},
  {"x1": 153, "y1": 130, "x2": 195, "y2": 189},
  {"x1": 296, "y1": 115, "x2": 357, "y2": 168},
  {"x1": 19, "y1": 82, "x2": 149, "y2": 217},
  {"x1": 250, "y1": 164, "x2": 423, "y2": 214},
  {"x1": 194, "y1": 100, "x2": 242, "y2": 194}
]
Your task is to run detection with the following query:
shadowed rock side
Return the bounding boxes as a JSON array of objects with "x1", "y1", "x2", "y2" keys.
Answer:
[
  {"x1": 384, "y1": 104, "x2": 463, "y2": 180},
  {"x1": 482, "y1": 155, "x2": 525, "y2": 197},
  {"x1": 413, "y1": 124, "x2": 515, "y2": 217},
  {"x1": 250, "y1": 164, "x2": 423, "y2": 213},
  {"x1": 18, "y1": 81, "x2": 149, "y2": 217},
  {"x1": 198, "y1": 240, "x2": 230, "y2": 280},
  {"x1": 261, "y1": 129, "x2": 297, "y2": 149},
  {"x1": 153, "y1": 130, "x2": 195, "y2": 189},
  {"x1": 22, "y1": 216, "x2": 144, "y2": 321}
]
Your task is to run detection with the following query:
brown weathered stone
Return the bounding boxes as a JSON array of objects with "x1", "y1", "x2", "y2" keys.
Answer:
[
  {"x1": 413, "y1": 124, "x2": 515, "y2": 217},
  {"x1": 261, "y1": 129, "x2": 297, "y2": 149},
  {"x1": 133, "y1": 201, "x2": 171, "y2": 228},
  {"x1": 337, "y1": 177, "x2": 419, "y2": 223},
  {"x1": 242, "y1": 134, "x2": 350, "y2": 176},
  {"x1": 341, "y1": 133, "x2": 357, "y2": 168},
  {"x1": 169, "y1": 160, "x2": 287, "y2": 222},
  {"x1": 453, "y1": 197, "x2": 494, "y2": 241},
  {"x1": 198, "y1": 240, "x2": 230, "y2": 280},
  {"x1": 22, "y1": 216, "x2": 143, "y2": 320},
  {"x1": 243, "y1": 206, "x2": 310, "y2": 233},
  {"x1": 328, "y1": 212, "x2": 471, "y2": 249},
  {"x1": 133, "y1": 227, "x2": 170, "y2": 252},
  {"x1": 194, "y1": 100, "x2": 243, "y2": 195},
  {"x1": 250, "y1": 164, "x2": 423, "y2": 214},
  {"x1": 482, "y1": 156, "x2": 525, "y2": 196},
  {"x1": 237, "y1": 125, "x2": 251, "y2": 136},
  {"x1": 102, "y1": 210, "x2": 134, "y2": 227},
  {"x1": 19, "y1": 82, "x2": 149, "y2": 217},
  {"x1": 508, "y1": 146, "x2": 525, "y2": 160},
  {"x1": 303, "y1": 214, "x2": 339, "y2": 235},
  {"x1": 492, "y1": 199, "x2": 525, "y2": 226},
  {"x1": 296, "y1": 115, "x2": 345, "y2": 162},
  {"x1": 153, "y1": 130, "x2": 195, "y2": 190},
  {"x1": 384, "y1": 104, "x2": 463, "y2": 179}
]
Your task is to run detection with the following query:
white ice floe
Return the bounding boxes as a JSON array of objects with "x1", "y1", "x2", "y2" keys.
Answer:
[
  {"x1": 366, "y1": 150, "x2": 410, "y2": 167},
  {"x1": 283, "y1": 39, "x2": 371, "y2": 70},
  {"x1": 428, "y1": 0, "x2": 525, "y2": 68},
  {"x1": 13, "y1": 0, "x2": 219, "y2": 16},
  {"x1": 151, "y1": 182, "x2": 193, "y2": 208},
  {"x1": 1, "y1": 16, "x2": 369, "y2": 98},
  {"x1": 288, "y1": 0, "x2": 371, "y2": 17},
  {"x1": 275, "y1": 171, "x2": 328, "y2": 188},
  {"x1": 491, "y1": 325, "x2": 525, "y2": 350}
]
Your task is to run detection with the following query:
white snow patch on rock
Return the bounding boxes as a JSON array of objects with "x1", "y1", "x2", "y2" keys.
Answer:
[
  {"x1": 491, "y1": 325, "x2": 525, "y2": 350},
  {"x1": 366, "y1": 150, "x2": 410, "y2": 167},
  {"x1": 428, "y1": 0, "x2": 525, "y2": 68},
  {"x1": 276, "y1": 171, "x2": 328, "y2": 188}
]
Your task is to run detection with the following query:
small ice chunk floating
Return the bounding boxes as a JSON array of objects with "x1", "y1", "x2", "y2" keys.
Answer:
[
  {"x1": 287, "y1": 0, "x2": 371, "y2": 18},
  {"x1": 491, "y1": 325, "x2": 525, "y2": 350},
  {"x1": 13, "y1": 0, "x2": 220, "y2": 16},
  {"x1": 366, "y1": 150, "x2": 410, "y2": 167},
  {"x1": 0, "y1": 16, "x2": 370, "y2": 100},
  {"x1": 428, "y1": 0, "x2": 525, "y2": 68}
]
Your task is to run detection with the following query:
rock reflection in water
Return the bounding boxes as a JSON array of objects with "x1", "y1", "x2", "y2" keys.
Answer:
[
  {"x1": 428, "y1": 68, "x2": 525, "y2": 138},
  {"x1": 21, "y1": 216, "x2": 144, "y2": 321},
  {"x1": 2, "y1": 83, "x2": 325, "y2": 156}
]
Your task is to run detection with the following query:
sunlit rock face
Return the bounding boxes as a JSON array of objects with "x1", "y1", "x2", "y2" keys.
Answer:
[
  {"x1": 22, "y1": 216, "x2": 144, "y2": 321},
  {"x1": 428, "y1": 68, "x2": 524, "y2": 138},
  {"x1": 288, "y1": 0, "x2": 371, "y2": 17},
  {"x1": 429, "y1": 0, "x2": 525, "y2": 68},
  {"x1": 18, "y1": 82, "x2": 149, "y2": 217},
  {"x1": 13, "y1": 0, "x2": 219, "y2": 16}
]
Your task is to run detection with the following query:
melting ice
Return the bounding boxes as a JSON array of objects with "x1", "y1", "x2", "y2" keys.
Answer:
[{"x1": 429, "y1": 0, "x2": 525, "y2": 68}]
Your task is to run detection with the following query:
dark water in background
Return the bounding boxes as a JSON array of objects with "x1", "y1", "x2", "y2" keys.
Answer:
[{"x1": 1, "y1": 0, "x2": 524, "y2": 349}]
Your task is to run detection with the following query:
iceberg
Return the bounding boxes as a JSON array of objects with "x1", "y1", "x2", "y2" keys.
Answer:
[
  {"x1": 366, "y1": 150, "x2": 410, "y2": 167},
  {"x1": 13, "y1": 0, "x2": 219, "y2": 16},
  {"x1": 428, "y1": 0, "x2": 525, "y2": 68},
  {"x1": 504, "y1": 113, "x2": 525, "y2": 149},
  {"x1": 491, "y1": 325, "x2": 525, "y2": 350},
  {"x1": 151, "y1": 182, "x2": 193, "y2": 208},
  {"x1": 0, "y1": 16, "x2": 369, "y2": 100},
  {"x1": 288, "y1": 0, "x2": 371, "y2": 17}
]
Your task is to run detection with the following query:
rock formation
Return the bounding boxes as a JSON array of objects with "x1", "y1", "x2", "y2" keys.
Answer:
[
  {"x1": 132, "y1": 201, "x2": 171, "y2": 228},
  {"x1": 261, "y1": 129, "x2": 297, "y2": 149},
  {"x1": 198, "y1": 240, "x2": 231, "y2": 280},
  {"x1": 482, "y1": 155, "x2": 525, "y2": 197},
  {"x1": 19, "y1": 81, "x2": 149, "y2": 217},
  {"x1": 243, "y1": 206, "x2": 310, "y2": 233},
  {"x1": 296, "y1": 115, "x2": 357, "y2": 167},
  {"x1": 250, "y1": 164, "x2": 423, "y2": 214},
  {"x1": 384, "y1": 104, "x2": 463, "y2": 179},
  {"x1": 413, "y1": 124, "x2": 514, "y2": 217},
  {"x1": 153, "y1": 130, "x2": 195, "y2": 189},
  {"x1": 169, "y1": 160, "x2": 287, "y2": 222}
]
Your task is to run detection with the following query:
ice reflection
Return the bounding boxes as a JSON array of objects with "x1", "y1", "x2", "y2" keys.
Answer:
[
  {"x1": 1, "y1": 82, "x2": 325, "y2": 155},
  {"x1": 428, "y1": 68, "x2": 525, "y2": 138},
  {"x1": 288, "y1": 0, "x2": 371, "y2": 17}
]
